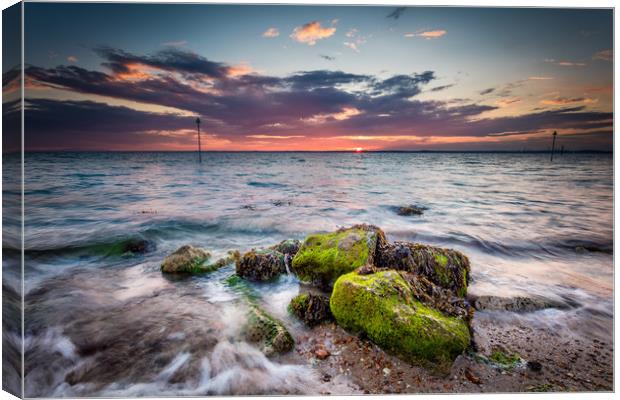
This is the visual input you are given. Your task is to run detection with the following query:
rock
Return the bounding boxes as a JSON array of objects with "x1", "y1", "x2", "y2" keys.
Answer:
[
  {"x1": 120, "y1": 237, "x2": 155, "y2": 255},
  {"x1": 527, "y1": 360, "x2": 543, "y2": 372},
  {"x1": 315, "y1": 347, "x2": 330, "y2": 360},
  {"x1": 470, "y1": 295, "x2": 566, "y2": 313},
  {"x1": 236, "y1": 249, "x2": 286, "y2": 281},
  {"x1": 160, "y1": 245, "x2": 212, "y2": 274},
  {"x1": 488, "y1": 350, "x2": 522, "y2": 369},
  {"x1": 400, "y1": 273, "x2": 473, "y2": 321},
  {"x1": 244, "y1": 305, "x2": 294, "y2": 356},
  {"x1": 394, "y1": 205, "x2": 426, "y2": 216},
  {"x1": 330, "y1": 270, "x2": 471, "y2": 367},
  {"x1": 292, "y1": 224, "x2": 387, "y2": 287},
  {"x1": 288, "y1": 293, "x2": 332, "y2": 326},
  {"x1": 270, "y1": 239, "x2": 301, "y2": 257},
  {"x1": 376, "y1": 242, "x2": 470, "y2": 297},
  {"x1": 464, "y1": 368, "x2": 481, "y2": 384}
]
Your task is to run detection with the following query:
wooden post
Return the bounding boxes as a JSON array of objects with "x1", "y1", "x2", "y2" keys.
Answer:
[
  {"x1": 550, "y1": 131, "x2": 557, "y2": 162},
  {"x1": 196, "y1": 117, "x2": 202, "y2": 163}
]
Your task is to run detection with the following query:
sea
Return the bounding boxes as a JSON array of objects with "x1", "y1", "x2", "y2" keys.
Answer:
[{"x1": 1, "y1": 151, "x2": 614, "y2": 396}]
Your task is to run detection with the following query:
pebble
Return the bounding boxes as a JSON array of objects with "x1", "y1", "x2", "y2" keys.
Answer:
[{"x1": 383, "y1": 368, "x2": 391, "y2": 376}]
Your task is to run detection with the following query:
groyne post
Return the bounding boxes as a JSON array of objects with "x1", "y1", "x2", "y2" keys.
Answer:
[
  {"x1": 196, "y1": 117, "x2": 202, "y2": 163},
  {"x1": 550, "y1": 131, "x2": 557, "y2": 162}
]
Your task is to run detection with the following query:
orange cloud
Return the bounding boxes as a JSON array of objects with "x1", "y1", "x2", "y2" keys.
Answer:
[
  {"x1": 246, "y1": 135, "x2": 305, "y2": 139},
  {"x1": 262, "y1": 27, "x2": 280, "y2": 38},
  {"x1": 290, "y1": 21, "x2": 336, "y2": 46},
  {"x1": 225, "y1": 64, "x2": 254, "y2": 78},
  {"x1": 404, "y1": 29, "x2": 447, "y2": 39},
  {"x1": 540, "y1": 96, "x2": 598, "y2": 106},
  {"x1": 496, "y1": 98, "x2": 521, "y2": 107},
  {"x1": 303, "y1": 107, "x2": 362, "y2": 124},
  {"x1": 67, "y1": 56, "x2": 78, "y2": 63}
]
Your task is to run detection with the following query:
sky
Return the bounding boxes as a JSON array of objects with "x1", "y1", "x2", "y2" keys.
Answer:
[{"x1": 2, "y1": 4, "x2": 614, "y2": 151}]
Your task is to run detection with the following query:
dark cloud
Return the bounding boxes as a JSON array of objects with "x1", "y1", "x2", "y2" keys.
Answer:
[
  {"x1": 95, "y1": 46, "x2": 230, "y2": 79},
  {"x1": 319, "y1": 54, "x2": 335, "y2": 61},
  {"x1": 429, "y1": 84, "x2": 455, "y2": 92},
  {"x1": 22, "y1": 99, "x2": 192, "y2": 150},
  {"x1": 479, "y1": 87, "x2": 495, "y2": 95},
  {"x1": 386, "y1": 7, "x2": 406, "y2": 20}
]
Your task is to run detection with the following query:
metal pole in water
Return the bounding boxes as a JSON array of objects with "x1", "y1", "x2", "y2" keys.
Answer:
[
  {"x1": 550, "y1": 131, "x2": 557, "y2": 162},
  {"x1": 196, "y1": 117, "x2": 202, "y2": 163}
]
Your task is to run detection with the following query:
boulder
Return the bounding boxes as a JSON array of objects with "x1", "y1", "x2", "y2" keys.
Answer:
[
  {"x1": 292, "y1": 224, "x2": 387, "y2": 287},
  {"x1": 270, "y1": 239, "x2": 301, "y2": 257},
  {"x1": 236, "y1": 249, "x2": 286, "y2": 281},
  {"x1": 330, "y1": 270, "x2": 470, "y2": 367},
  {"x1": 393, "y1": 205, "x2": 427, "y2": 216},
  {"x1": 160, "y1": 245, "x2": 212, "y2": 274},
  {"x1": 288, "y1": 293, "x2": 332, "y2": 326},
  {"x1": 470, "y1": 294, "x2": 567, "y2": 313},
  {"x1": 377, "y1": 242, "x2": 470, "y2": 297},
  {"x1": 244, "y1": 305, "x2": 294, "y2": 356}
]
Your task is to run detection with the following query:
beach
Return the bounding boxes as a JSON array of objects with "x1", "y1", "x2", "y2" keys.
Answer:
[{"x1": 3, "y1": 151, "x2": 613, "y2": 396}]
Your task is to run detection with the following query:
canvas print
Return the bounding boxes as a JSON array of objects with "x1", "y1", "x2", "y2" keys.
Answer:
[{"x1": 1, "y1": 2, "x2": 614, "y2": 397}]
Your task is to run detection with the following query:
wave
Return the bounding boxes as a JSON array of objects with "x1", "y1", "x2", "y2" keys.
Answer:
[{"x1": 247, "y1": 181, "x2": 288, "y2": 189}]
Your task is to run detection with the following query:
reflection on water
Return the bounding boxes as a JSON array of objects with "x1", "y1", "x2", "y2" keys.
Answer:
[{"x1": 7, "y1": 151, "x2": 612, "y2": 396}]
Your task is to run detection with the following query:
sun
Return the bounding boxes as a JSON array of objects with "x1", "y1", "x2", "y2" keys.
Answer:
[{"x1": 355, "y1": 147, "x2": 364, "y2": 153}]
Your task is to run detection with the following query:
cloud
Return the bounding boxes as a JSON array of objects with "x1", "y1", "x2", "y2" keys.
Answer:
[
  {"x1": 593, "y1": 49, "x2": 612, "y2": 61},
  {"x1": 67, "y1": 56, "x2": 78, "y2": 63},
  {"x1": 544, "y1": 58, "x2": 586, "y2": 67},
  {"x1": 528, "y1": 76, "x2": 553, "y2": 80},
  {"x1": 343, "y1": 42, "x2": 359, "y2": 52},
  {"x1": 496, "y1": 97, "x2": 521, "y2": 107},
  {"x1": 262, "y1": 27, "x2": 280, "y2": 38},
  {"x1": 290, "y1": 21, "x2": 336, "y2": 46},
  {"x1": 386, "y1": 7, "x2": 406, "y2": 19},
  {"x1": 540, "y1": 97, "x2": 598, "y2": 106},
  {"x1": 319, "y1": 54, "x2": 335, "y2": 61},
  {"x1": 161, "y1": 40, "x2": 188, "y2": 47},
  {"x1": 303, "y1": 107, "x2": 362, "y2": 124},
  {"x1": 404, "y1": 30, "x2": 447, "y2": 39},
  {"x1": 479, "y1": 87, "x2": 495, "y2": 95},
  {"x1": 429, "y1": 84, "x2": 455, "y2": 92},
  {"x1": 246, "y1": 135, "x2": 304, "y2": 139},
  {"x1": 21, "y1": 47, "x2": 612, "y2": 151}
]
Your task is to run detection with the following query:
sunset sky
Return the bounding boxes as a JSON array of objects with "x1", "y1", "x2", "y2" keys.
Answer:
[{"x1": 3, "y1": 4, "x2": 614, "y2": 151}]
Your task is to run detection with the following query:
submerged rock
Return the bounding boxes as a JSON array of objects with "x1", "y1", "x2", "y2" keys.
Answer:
[
  {"x1": 244, "y1": 305, "x2": 294, "y2": 356},
  {"x1": 292, "y1": 224, "x2": 387, "y2": 287},
  {"x1": 394, "y1": 205, "x2": 427, "y2": 216},
  {"x1": 236, "y1": 249, "x2": 286, "y2": 281},
  {"x1": 270, "y1": 239, "x2": 301, "y2": 257},
  {"x1": 376, "y1": 242, "x2": 470, "y2": 297},
  {"x1": 160, "y1": 245, "x2": 212, "y2": 274},
  {"x1": 330, "y1": 270, "x2": 470, "y2": 367},
  {"x1": 204, "y1": 250, "x2": 241, "y2": 270},
  {"x1": 288, "y1": 293, "x2": 332, "y2": 326},
  {"x1": 470, "y1": 295, "x2": 567, "y2": 313}
]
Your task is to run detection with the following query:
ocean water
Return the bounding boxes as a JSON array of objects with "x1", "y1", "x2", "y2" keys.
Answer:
[{"x1": 3, "y1": 151, "x2": 614, "y2": 396}]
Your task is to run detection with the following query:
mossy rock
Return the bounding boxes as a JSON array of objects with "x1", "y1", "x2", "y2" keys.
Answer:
[
  {"x1": 377, "y1": 242, "x2": 470, "y2": 297},
  {"x1": 288, "y1": 293, "x2": 332, "y2": 327},
  {"x1": 330, "y1": 270, "x2": 470, "y2": 367},
  {"x1": 244, "y1": 305, "x2": 294, "y2": 356},
  {"x1": 270, "y1": 239, "x2": 301, "y2": 256},
  {"x1": 236, "y1": 248, "x2": 286, "y2": 281},
  {"x1": 292, "y1": 224, "x2": 386, "y2": 287},
  {"x1": 160, "y1": 245, "x2": 212, "y2": 274}
]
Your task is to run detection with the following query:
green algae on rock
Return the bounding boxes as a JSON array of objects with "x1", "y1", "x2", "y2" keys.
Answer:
[
  {"x1": 236, "y1": 248, "x2": 286, "y2": 281},
  {"x1": 377, "y1": 242, "x2": 470, "y2": 297},
  {"x1": 288, "y1": 292, "x2": 332, "y2": 327},
  {"x1": 160, "y1": 245, "x2": 212, "y2": 274},
  {"x1": 270, "y1": 239, "x2": 301, "y2": 257},
  {"x1": 244, "y1": 304, "x2": 294, "y2": 356},
  {"x1": 292, "y1": 224, "x2": 386, "y2": 287},
  {"x1": 330, "y1": 270, "x2": 470, "y2": 367}
]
